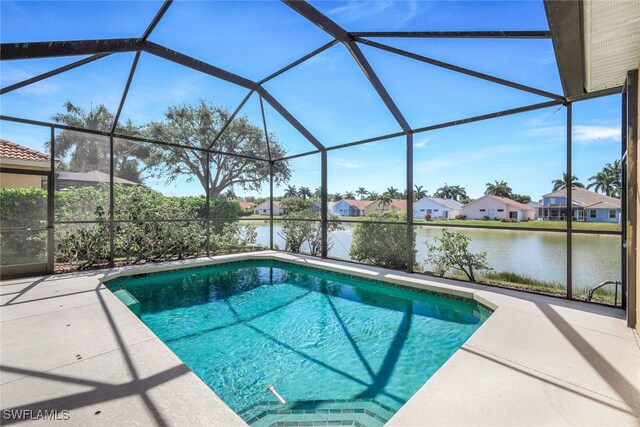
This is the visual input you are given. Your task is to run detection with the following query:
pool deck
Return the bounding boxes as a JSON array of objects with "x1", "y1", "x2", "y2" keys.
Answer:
[{"x1": 1, "y1": 251, "x2": 639, "y2": 426}]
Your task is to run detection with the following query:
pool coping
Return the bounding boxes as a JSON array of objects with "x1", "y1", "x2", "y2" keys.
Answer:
[{"x1": 1, "y1": 251, "x2": 639, "y2": 426}]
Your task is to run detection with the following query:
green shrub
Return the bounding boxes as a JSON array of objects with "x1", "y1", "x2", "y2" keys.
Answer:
[
  {"x1": 426, "y1": 229, "x2": 491, "y2": 281},
  {"x1": 349, "y1": 210, "x2": 414, "y2": 270},
  {"x1": 279, "y1": 211, "x2": 343, "y2": 256}
]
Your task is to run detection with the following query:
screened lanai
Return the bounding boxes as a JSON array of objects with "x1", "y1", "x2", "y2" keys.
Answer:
[{"x1": 1, "y1": 0, "x2": 639, "y2": 322}]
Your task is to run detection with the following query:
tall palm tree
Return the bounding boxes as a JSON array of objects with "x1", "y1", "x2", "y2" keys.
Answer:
[
  {"x1": 484, "y1": 180, "x2": 513, "y2": 197},
  {"x1": 588, "y1": 161, "x2": 621, "y2": 197},
  {"x1": 283, "y1": 185, "x2": 298, "y2": 198},
  {"x1": 344, "y1": 191, "x2": 356, "y2": 199},
  {"x1": 367, "y1": 191, "x2": 379, "y2": 201},
  {"x1": 385, "y1": 186, "x2": 401, "y2": 199},
  {"x1": 450, "y1": 185, "x2": 469, "y2": 203},
  {"x1": 298, "y1": 186, "x2": 312, "y2": 200},
  {"x1": 377, "y1": 192, "x2": 393, "y2": 210},
  {"x1": 552, "y1": 173, "x2": 584, "y2": 191},
  {"x1": 223, "y1": 188, "x2": 236, "y2": 199},
  {"x1": 356, "y1": 187, "x2": 369, "y2": 200},
  {"x1": 313, "y1": 187, "x2": 322, "y2": 198},
  {"x1": 330, "y1": 193, "x2": 343, "y2": 202},
  {"x1": 434, "y1": 183, "x2": 453, "y2": 199},
  {"x1": 413, "y1": 185, "x2": 428, "y2": 201}
]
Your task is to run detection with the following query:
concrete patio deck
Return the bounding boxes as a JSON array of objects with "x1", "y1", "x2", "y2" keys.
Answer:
[{"x1": 1, "y1": 251, "x2": 639, "y2": 426}]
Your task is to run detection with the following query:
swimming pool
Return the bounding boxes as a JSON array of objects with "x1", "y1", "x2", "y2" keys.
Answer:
[{"x1": 105, "y1": 260, "x2": 490, "y2": 426}]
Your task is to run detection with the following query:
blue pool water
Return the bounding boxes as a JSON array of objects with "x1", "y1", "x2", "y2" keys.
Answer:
[{"x1": 106, "y1": 260, "x2": 490, "y2": 425}]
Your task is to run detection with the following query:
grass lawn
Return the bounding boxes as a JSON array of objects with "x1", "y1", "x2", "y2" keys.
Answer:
[
  {"x1": 413, "y1": 219, "x2": 621, "y2": 232},
  {"x1": 243, "y1": 215, "x2": 620, "y2": 232}
]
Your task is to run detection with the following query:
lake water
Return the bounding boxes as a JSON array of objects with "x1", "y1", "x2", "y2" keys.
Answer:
[{"x1": 252, "y1": 221, "x2": 621, "y2": 291}]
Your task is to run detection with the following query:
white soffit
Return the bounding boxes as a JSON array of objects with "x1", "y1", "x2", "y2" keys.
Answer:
[{"x1": 583, "y1": 0, "x2": 640, "y2": 92}]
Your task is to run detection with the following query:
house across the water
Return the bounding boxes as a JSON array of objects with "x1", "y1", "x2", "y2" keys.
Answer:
[
  {"x1": 253, "y1": 199, "x2": 285, "y2": 216},
  {"x1": 541, "y1": 187, "x2": 621, "y2": 223},
  {"x1": 413, "y1": 197, "x2": 464, "y2": 220},
  {"x1": 462, "y1": 195, "x2": 537, "y2": 221}
]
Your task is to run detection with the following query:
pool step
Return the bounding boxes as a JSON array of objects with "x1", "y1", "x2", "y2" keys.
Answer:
[{"x1": 242, "y1": 399, "x2": 397, "y2": 427}]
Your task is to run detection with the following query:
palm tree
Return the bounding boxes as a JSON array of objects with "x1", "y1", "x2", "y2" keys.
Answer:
[
  {"x1": 413, "y1": 185, "x2": 428, "y2": 201},
  {"x1": 434, "y1": 183, "x2": 453, "y2": 199},
  {"x1": 283, "y1": 185, "x2": 298, "y2": 198},
  {"x1": 330, "y1": 193, "x2": 343, "y2": 202},
  {"x1": 450, "y1": 185, "x2": 469, "y2": 203},
  {"x1": 367, "y1": 191, "x2": 379, "y2": 201},
  {"x1": 313, "y1": 187, "x2": 322, "y2": 198},
  {"x1": 377, "y1": 192, "x2": 393, "y2": 210},
  {"x1": 435, "y1": 183, "x2": 468, "y2": 202},
  {"x1": 385, "y1": 186, "x2": 401, "y2": 199},
  {"x1": 552, "y1": 173, "x2": 584, "y2": 191},
  {"x1": 356, "y1": 187, "x2": 369, "y2": 200},
  {"x1": 344, "y1": 191, "x2": 356, "y2": 199},
  {"x1": 588, "y1": 161, "x2": 621, "y2": 197},
  {"x1": 223, "y1": 188, "x2": 236, "y2": 199},
  {"x1": 298, "y1": 186, "x2": 312, "y2": 200},
  {"x1": 484, "y1": 180, "x2": 513, "y2": 197}
]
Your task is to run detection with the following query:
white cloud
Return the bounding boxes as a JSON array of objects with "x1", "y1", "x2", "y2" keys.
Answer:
[
  {"x1": 414, "y1": 136, "x2": 433, "y2": 148},
  {"x1": 573, "y1": 125, "x2": 620, "y2": 144},
  {"x1": 333, "y1": 159, "x2": 366, "y2": 169},
  {"x1": 519, "y1": 124, "x2": 620, "y2": 145}
]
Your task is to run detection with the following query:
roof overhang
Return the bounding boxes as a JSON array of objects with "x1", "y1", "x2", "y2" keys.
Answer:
[{"x1": 545, "y1": 0, "x2": 640, "y2": 100}]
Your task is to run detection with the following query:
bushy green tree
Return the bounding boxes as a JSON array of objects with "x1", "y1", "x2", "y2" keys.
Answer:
[
  {"x1": 146, "y1": 100, "x2": 291, "y2": 198},
  {"x1": 279, "y1": 211, "x2": 343, "y2": 255},
  {"x1": 426, "y1": 229, "x2": 491, "y2": 282},
  {"x1": 349, "y1": 210, "x2": 414, "y2": 270}
]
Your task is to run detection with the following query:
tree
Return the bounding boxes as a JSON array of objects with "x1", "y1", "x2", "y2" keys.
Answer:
[
  {"x1": 414, "y1": 185, "x2": 428, "y2": 200},
  {"x1": 298, "y1": 186, "x2": 312, "y2": 200},
  {"x1": 552, "y1": 173, "x2": 584, "y2": 191},
  {"x1": 146, "y1": 99, "x2": 290, "y2": 198},
  {"x1": 278, "y1": 211, "x2": 342, "y2": 255},
  {"x1": 48, "y1": 101, "x2": 147, "y2": 182},
  {"x1": 377, "y1": 192, "x2": 393, "y2": 210},
  {"x1": 426, "y1": 229, "x2": 491, "y2": 282},
  {"x1": 350, "y1": 211, "x2": 415, "y2": 270},
  {"x1": 385, "y1": 186, "x2": 401, "y2": 199},
  {"x1": 313, "y1": 187, "x2": 322, "y2": 198},
  {"x1": 330, "y1": 193, "x2": 343, "y2": 202},
  {"x1": 223, "y1": 188, "x2": 237, "y2": 199},
  {"x1": 283, "y1": 185, "x2": 298, "y2": 198},
  {"x1": 588, "y1": 160, "x2": 621, "y2": 197},
  {"x1": 344, "y1": 191, "x2": 356, "y2": 199},
  {"x1": 511, "y1": 194, "x2": 532, "y2": 204},
  {"x1": 435, "y1": 184, "x2": 469, "y2": 202},
  {"x1": 484, "y1": 180, "x2": 512, "y2": 197},
  {"x1": 366, "y1": 191, "x2": 379, "y2": 201},
  {"x1": 356, "y1": 187, "x2": 369, "y2": 200}
]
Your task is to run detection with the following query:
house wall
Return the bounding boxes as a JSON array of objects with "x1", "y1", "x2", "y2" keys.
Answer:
[
  {"x1": 462, "y1": 198, "x2": 509, "y2": 220},
  {"x1": 585, "y1": 208, "x2": 621, "y2": 223},
  {"x1": 253, "y1": 201, "x2": 280, "y2": 216},
  {"x1": 0, "y1": 173, "x2": 43, "y2": 189},
  {"x1": 413, "y1": 199, "x2": 452, "y2": 219},
  {"x1": 331, "y1": 200, "x2": 352, "y2": 216}
]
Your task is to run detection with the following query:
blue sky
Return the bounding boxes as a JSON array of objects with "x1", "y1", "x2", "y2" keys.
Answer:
[{"x1": 0, "y1": 0, "x2": 621, "y2": 201}]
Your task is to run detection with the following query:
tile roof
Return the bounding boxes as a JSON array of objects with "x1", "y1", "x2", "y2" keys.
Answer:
[
  {"x1": 344, "y1": 199, "x2": 374, "y2": 209},
  {"x1": 490, "y1": 195, "x2": 534, "y2": 211},
  {"x1": 542, "y1": 187, "x2": 621, "y2": 209},
  {"x1": 428, "y1": 197, "x2": 464, "y2": 210},
  {"x1": 57, "y1": 171, "x2": 137, "y2": 185},
  {"x1": 0, "y1": 139, "x2": 50, "y2": 162},
  {"x1": 238, "y1": 201, "x2": 255, "y2": 209}
]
